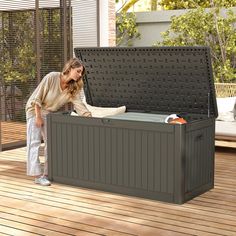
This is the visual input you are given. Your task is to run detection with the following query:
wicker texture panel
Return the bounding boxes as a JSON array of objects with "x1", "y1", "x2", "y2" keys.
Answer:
[{"x1": 75, "y1": 47, "x2": 217, "y2": 118}]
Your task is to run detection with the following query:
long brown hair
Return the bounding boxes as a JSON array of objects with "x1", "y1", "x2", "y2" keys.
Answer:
[{"x1": 62, "y1": 58, "x2": 86, "y2": 97}]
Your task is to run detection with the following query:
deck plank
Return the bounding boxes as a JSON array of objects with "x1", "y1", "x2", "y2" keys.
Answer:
[
  {"x1": 0, "y1": 147, "x2": 235, "y2": 235},
  {"x1": 1, "y1": 121, "x2": 26, "y2": 145}
]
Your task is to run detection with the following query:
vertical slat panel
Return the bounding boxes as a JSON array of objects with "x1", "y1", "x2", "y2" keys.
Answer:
[
  {"x1": 198, "y1": 130, "x2": 203, "y2": 187},
  {"x1": 72, "y1": 124, "x2": 78, "y2": 179},
  {"x1": 54, "y1": 121, "x2": 177, "y2": 194},
  {"x1": 123, "y1": 129, "x2": 129, "y2": 187},
  {"x1": 67, "y1": 124, "x2": 73, "y2": 178},
  {"x1": 77, "y1": 125, "x2": 84, "y2": 179},
  {"x1": 141, "y1": 131, "x2": 148, "y2": 190},
  {"x1": 56, "y1": 124, "x2": 63, "y2": 177},
  {"x1": 194, "y1": 130, "x2": 200, "y2": 188},
  {"x1": 147, "y1": 132, "x2": 154, "y2": 191},
  {"x1": 185, "y1": 125, "x2": 214, "y2": 193},
  {"x1": 186, "y1": 129, "x2": 196, "y2": 191},
  {"x1": 167, "y1": 133, "x2": 174, "y2": 193},
  {"x1": 61, "y1": 124, "x2": 68, "y2": 177},
  {"x1": 190, "y1": 130, "x2": 194, "y2": 190},
  {"x1": 117, "y1": 129, "x2": 123, "y2": 186},
  {"x1": 94, "y1": 126, "x2": 100, "y2": 182},
  {"x1": 185, "y1": 131, "x2": 190, "y2": 191},
  {"x1": 105, "y1": 128, "x2": 111, "y2": 184},
  {"x1": 203, "y1": 128, "x2": 208, "y2": 184},
  {"x1": 111, "y1": 128, "x2": 117, "y2": 185},
  {"x1": 160, "y1": 133, "x2": 168, "y2": 193},
  {"x1": 129, "y1": 130, "x2": 135, "y2": 187},
  {"x1": 198, "y1": 130, "x2": 204, "y2": 187},
  {"x1": 154, "y1": 132, "x2": 161, "y2": 192},
  {"x1": 99, "y1": 127, "x2": 106, "y2": 183},
  {"x1": 204, "y1": 127, "x2": 214, "y2": 184},
  {"x1": 204, "y1": 128, "x2": 210, "y2": 183},
  {"x1": 51, "y1": 123, "x2": 58, "y2": 177},
  {"x1": 206, "y1": 127, "x2": 213, "y2": 183},
  {"x1": 83, "y1": 126, "x2": 89, "y2": 180},
  {"x1": 135, "y1": 131, "x2": 142, "y2": 189},
  {"x1": 88, "y1": 126, "x2": 94, "y2": 181}
]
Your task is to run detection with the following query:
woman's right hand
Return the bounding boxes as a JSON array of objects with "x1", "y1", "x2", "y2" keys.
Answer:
[
  {"x1": 35, "y1": 104, "x2": 43, "y2": 127},
  {"x1": 35, "y1": 116, "x2": 44, "y2": 128}
]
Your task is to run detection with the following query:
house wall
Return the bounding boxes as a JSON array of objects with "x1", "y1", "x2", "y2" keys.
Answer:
[
  {"x1": 73, "y1": 0, "x2": 115, "y2": 48},
  {"x1": 132, "y1": 7, "x2": 236, "y2": 46},
  {"x1": 108, "y1": 0, "x2": 116, "y2": 46},
  {"x1": 99, "y1": 0, "x2": 108, "y2": 46},
  {"x1": 132, "y1": 9, "x2": 189, "y2": 46},
  {"x1": 99, "y1": 0, "x2": 116, "y2": 46},
  {"x1": 72, "y1": 0, "x2": 99, "y2": 49}
]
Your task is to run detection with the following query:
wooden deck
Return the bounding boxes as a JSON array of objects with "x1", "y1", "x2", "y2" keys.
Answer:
[
  {"x1": 0, "y1": 147, "x2": 235, "y2": 235},
  {"x1": 0, "y1": 121, "x2": 26, "y2": 150}
]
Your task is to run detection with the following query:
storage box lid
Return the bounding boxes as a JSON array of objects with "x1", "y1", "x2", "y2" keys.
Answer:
[{"x1": 74, "y1": 47, "x2": 218, "y2": 118}]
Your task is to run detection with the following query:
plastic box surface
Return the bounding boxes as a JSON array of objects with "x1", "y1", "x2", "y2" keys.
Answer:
[{"x1": 47, "y1": 47, "x2": 217, "y2": 204}]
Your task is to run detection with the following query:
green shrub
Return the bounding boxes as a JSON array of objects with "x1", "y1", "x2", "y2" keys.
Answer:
[
  {"x1": 116, "y1": 12, "x2": 141, "y2": 46},
  {"x1": 155, "y1": 7, "x2": 236, "y2": 83}
]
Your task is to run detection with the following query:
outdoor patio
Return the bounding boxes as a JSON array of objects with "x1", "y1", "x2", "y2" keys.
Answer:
[
  {"x1": 0, "y1": 146, "x2": 235, "y2": 235},
  {"x1": 0, "y1": 1, "x2": 235, "y2": 235}
]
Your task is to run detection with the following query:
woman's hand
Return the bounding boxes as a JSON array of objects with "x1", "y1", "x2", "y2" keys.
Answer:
[
  {"x1": 35, "y1": 116, "x2": 44, "y2": 127},
  {"x1": 35, "y1": 104, "x2": 43, "y2": 127}
]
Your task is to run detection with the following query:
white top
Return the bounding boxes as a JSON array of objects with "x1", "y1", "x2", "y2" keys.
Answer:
[{"x1": 25, "y1": 72, "x2": 91, "y2": 119}]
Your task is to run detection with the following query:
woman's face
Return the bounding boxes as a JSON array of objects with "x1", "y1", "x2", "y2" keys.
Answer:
[{"x1": 67, "y1": 66, "x2": 84, "y2": 83}]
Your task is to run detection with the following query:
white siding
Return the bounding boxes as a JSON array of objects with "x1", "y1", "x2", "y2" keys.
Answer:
[
  {"x1": 72, "y1": 0, "x2": 98, "y2": 50},
  {"x1": 0, "y1": 0, "x2": 35, "y2": 11},
  {"x1": 99, "y1": 0, "x2": 109, "y2": 46},
  {"x1": 0, "y1": 0, "x2": 60, "y2": 11}
]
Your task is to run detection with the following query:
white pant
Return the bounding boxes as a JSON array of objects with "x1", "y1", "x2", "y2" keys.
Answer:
[{"x1": 26, "y1": 115, "x2": 48, "y2": 176}]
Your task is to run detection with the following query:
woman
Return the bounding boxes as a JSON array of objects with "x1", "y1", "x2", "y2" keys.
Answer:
[{"x1": 25, "y1": 58, "x2": 92, "y2": 186}]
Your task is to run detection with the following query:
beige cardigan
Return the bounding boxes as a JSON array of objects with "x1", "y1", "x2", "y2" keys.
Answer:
[{"x1": 25, "y1": 72, "x2": 91, "y2": 119}]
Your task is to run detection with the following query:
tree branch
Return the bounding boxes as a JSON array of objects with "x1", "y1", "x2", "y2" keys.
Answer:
[{"x1": 121, "y1": 0, "x2": 141, "y2": 12}]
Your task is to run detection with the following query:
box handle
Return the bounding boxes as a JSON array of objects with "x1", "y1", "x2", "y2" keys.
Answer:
[
  {"x1": 101, "y1": 119, "x2": 112, "y2": 125},
  {"x1": 195, "y1": 134, "x2": 203, "y2": 141}
]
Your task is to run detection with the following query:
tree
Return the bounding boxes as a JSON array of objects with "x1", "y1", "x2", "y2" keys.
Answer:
[
  {"x1": 159, "y1": 0, "x2": 236, "y2": 10},
  {"x1": 116, "y1": 12, "x2": 141, "y2": 46},
  {"x1": 160, "y1": 0, "x2": 210, "y2": 10},
  {"x1": 116, "y1": 0, "x2": 160, "y2": 12},
  {"x1": 0, "y1": 11, "x2": 36, "y2": 83},
  {"x1": 155, "y1": 5, "x2": 236, "y2": 83},
  {"x1": 0, "y1": 8, "x2": 66, "y2": 121},
  {"x1": 151, "y1": 0, "x2": 158, "y2": 11},
  {"x1": 117, "y1": 0, "x2": 141, "y2": 13}
]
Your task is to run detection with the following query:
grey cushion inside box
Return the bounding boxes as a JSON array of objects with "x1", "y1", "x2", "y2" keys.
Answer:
[{"x1": 106, "y1": 112, "x2": 168, "y2": 123}]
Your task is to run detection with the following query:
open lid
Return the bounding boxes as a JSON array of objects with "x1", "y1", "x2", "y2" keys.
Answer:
[{"x1": 74, "y1": 47, "x2": 218, "y2": 118}]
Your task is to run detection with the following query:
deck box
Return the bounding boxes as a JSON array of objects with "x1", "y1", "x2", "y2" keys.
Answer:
[{"x1": 47, "y1": 47, "x2": 218, "y2": 204}]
